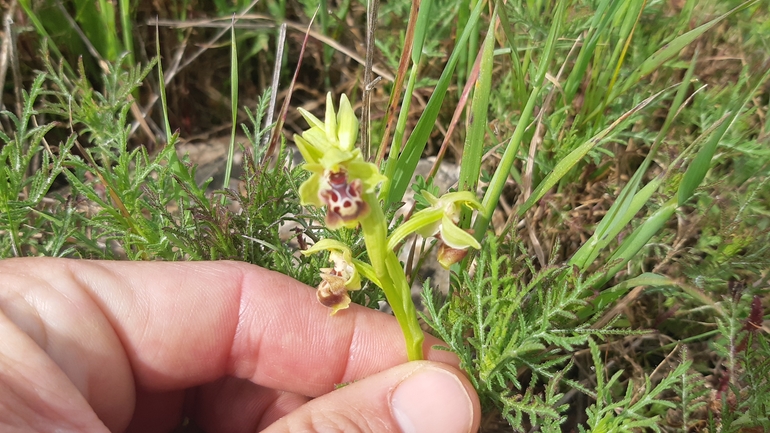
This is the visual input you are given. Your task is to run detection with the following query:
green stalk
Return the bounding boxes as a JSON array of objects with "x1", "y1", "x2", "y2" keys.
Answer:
[{"x1": 360, "y1": 192, "x2": 424, "y2": 361}]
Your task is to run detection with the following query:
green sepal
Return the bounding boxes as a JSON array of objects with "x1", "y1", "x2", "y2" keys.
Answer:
[
  {"x1": 297, "y1": 107, "x2": 325, "y2": 131},
  {"x1": 298, "y1": 172, "x2": 324, "y2": 207},
  {"x1": 347, "y1": 159, "x2": 388, "y2": 193},
  {"x1": 440, "y1": 214, "x2": 481, "y2": 250},
  {"x1": 387, "y1": 207, "x2": 444, "y2": 251},
  {"x1": 336, "y1": 93, "x2": 358, "y2": 151},
  {"x1": 325, "y1": 92, "x2": 338, "y2": 145},
  {"x1": 294, "y1": 134, "x2": 324, "y2": 165},
  {"x1": 302, "y1": 239, "x2": 360, "y2": 290}
]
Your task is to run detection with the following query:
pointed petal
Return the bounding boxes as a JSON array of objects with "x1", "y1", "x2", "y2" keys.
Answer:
[
  {"x1": 422, "y1": 191, "x2": 440, "y2": 206},
  {"x1": 337, "y1": 94, "x2": 358, "y2": 151},
  {"x1": 294, "y1": 135, "x2": 324, "y2": 164},
  {"x1": 302, "y1": 127, "x2": 335, "y2": 151},
  {"x1": 298, "y1": 107, "x2": 325, "y2": 131},
  {"x1": 346, "y1": 270, "x2": 361, "y2": 291},
  {"x1": 325, "y1": 92, "x2": 338, "y2": 144},
  {"x1": 352, "y1": 259, "x2": 381, "y2": 288},
  {"x1": 439, "y1": 191, "x2": 482, "y2": 209},
  {"x1": 440, "y1": 215, "x2": 481, "y2": 250},
  {"x1": 347, "y1": 159, "x2": 387, "y2": 193}
]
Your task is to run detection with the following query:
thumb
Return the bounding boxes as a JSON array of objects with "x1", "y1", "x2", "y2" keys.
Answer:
[{"x1": 264, "y1": 361, "x2": 480, "y2": 433}]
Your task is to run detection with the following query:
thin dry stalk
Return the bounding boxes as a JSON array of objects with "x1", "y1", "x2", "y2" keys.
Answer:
[{"x1": 361, "y1": 0, "x2": 380, "y2": 160}]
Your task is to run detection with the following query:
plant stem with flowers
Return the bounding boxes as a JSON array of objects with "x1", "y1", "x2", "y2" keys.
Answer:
[{"x1": 295, "y1": 93, "x2": 481, "y2": 362}]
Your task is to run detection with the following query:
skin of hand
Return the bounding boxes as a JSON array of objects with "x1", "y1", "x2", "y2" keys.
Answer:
[{"x1": 0, "y1": 258, "x2": 480, "y2": 433}]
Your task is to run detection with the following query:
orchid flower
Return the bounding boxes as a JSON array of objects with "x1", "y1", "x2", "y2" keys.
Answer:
[
  {"x1": 387, "y1": 191, "x2": 482, "y2": 268},
  {"x1": 301, "y1": 239, "x2": 361, "y2": 315},
  {"x1": 296, "y1": 94, "x2": 482, "y2": 361},
  {"x1": 295, "y1": 93, "x2": 386, "y2": 229}
]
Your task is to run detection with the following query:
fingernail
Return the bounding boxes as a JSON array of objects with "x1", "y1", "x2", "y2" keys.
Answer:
[{"x1": 390, "y1": 366, "x2": 473, "y2": 433}]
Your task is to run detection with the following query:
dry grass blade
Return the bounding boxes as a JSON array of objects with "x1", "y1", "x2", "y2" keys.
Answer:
[
  {"x1": 130, "y1": 0, "x2": 262, "y2": 138},
  {"x1": 263, "y1": 8, "x2": 319, "y2": 163},
  {"x1": 374, "y1": 0, "x2": 420, "y2": 166},
  {"x1": 360, "y1": 0, "x2": 381, "y2": 160},
  {"x1": 150, "y1": 16, "x2": 395, "y2": 82},
  {"x1": 263, "y1": 23, "x2": 287, "y2": 148},
  {"x1": 0, "y1": 0, "x2": 18, "y2": 115},
  {"x1": 518, "y1": 86, "x2": 669, "y2": 217},
  {"x1": 427, "y1": 55, "x2": 478, "y2": 181}
]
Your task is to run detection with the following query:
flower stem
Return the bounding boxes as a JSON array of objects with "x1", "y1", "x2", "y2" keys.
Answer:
[{"x1": 360, "y1": 192, "x2": 424, "y2": 361}]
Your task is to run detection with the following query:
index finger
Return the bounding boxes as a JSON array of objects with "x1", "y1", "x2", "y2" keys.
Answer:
[{"x1": 0, "y1": 258, "x2": 457, "y2": 398}]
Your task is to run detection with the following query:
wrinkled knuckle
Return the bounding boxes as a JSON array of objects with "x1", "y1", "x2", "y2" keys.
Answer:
[{"x1": 284, "y1": 408, "x2": 386, "y2": 433}]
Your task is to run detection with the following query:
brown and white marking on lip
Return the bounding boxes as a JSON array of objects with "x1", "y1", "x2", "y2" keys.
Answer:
[{"x1": 321, "y1": 170, "x2": 369, "y2": 227}]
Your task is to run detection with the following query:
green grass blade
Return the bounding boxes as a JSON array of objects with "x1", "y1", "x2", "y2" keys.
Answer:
[
  {"x1": 223, "y1": 19, "x2": 239, "y2": 193},
  {"x1": 595, "y1": 197, "x2": 678, "y2": 288},
  {"x1": 71, "y1": 0, "x2": 119, "y2": 61},
  {"x1": 562, "y1": 0, "x2": 620, "y2": 103},
  {"x1": 374, "y1": 0, "x2": 420, "y2": 166},
  {"x1": 380, "y1": 0, "x2": 434, "y2": 175},
  {"x1": 155, "y1": 24, "x2": 203, "y2": 204},
  {"x1": 384, "y1": 0, "x2": 485, "y2": 207},
  {"x1": 596, "y1": 0, "x2": 646, "y2": 115},
  {"x1": 119, "y1": 0, "x2": 134, "y2": 67},
  {"x1": 605, "y1": 0, "x2": 758, "y2": 107},
  {"x1": 458, "y1": 13, "x2": 496, "y2": 199},
  {"x1": 570, "y1": 173, "x2": 665, "y2": 270},
  {"x1": 473, "y1": 0, "x2": 567, "y2": 240},
  {"x1": 465, "y1": 0, "x2": 481, "y2": 84},
  {"x1": 155, "y1": 29, "x2": 172, "y2": 144},
  {"x1": 678, "y1": 67, "x2": 770, "y2": 206},
  {"x1": 577, "y1": 273, "x2": 675, "y2": 321},
  {"x1": 412, "y1": 0, "x2": 433, "y2": 65},
  {"x1": 382, "y1": 64, "x2": 419, "y2": 191},
  {"x1": 570, "y1": 54, "x2": 700, "y2": 270},
  {"x1": 96, "y1": 0, "x2": 119, "y2": 60},
  {"x1": 495, "y1": 0, "x2": 524, "y2": 103},
  {"x1": 518, "y1": 87, "x2": 666, "y2": 218},
  {"x1": 18, "y1": 0, "x2": 68, "y2": 68}
]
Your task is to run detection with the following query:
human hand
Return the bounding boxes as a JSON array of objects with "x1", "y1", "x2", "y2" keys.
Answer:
[{"x1": 0, "y1": 258, "x2": 480, "y2": 433}]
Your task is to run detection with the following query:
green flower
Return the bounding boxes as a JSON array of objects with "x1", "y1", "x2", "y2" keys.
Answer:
[
  {"x1": 388, "y1": 191, "x2": 482, "y2": 268},
  {"x1": 295, "y1": 93, "x2": 357, "y2": 165},
  {"x1": 302, "y1": 239, "x2": 361, "y2": 315},
  {"x1": 295, "y1": 93, "x2": 386, "y2": 229}
]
